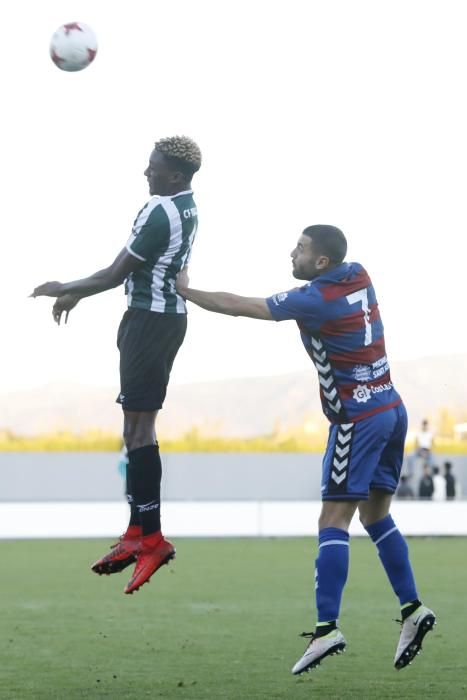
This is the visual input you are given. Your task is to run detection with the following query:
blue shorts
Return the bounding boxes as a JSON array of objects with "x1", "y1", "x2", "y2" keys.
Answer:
[{"x1": 321, "y1": 403, "x2": 408, "y2": 501}]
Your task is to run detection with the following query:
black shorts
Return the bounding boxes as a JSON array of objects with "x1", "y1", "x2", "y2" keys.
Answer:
[{"x1": 116, "y1": 308, "x2": 187, "y2": 412}]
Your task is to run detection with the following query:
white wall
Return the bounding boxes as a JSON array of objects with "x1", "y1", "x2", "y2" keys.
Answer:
[
  {"x1": 1, "y1": 452, "x2": 466, "y2": 501},
  {"x1": 1, "y1": 500, "x2": 466, "y2": 538}
]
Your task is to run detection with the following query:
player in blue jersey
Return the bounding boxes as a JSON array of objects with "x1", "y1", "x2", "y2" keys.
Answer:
[{"x1": 175, "y1": 224, "x2": 435, "y2": 673}]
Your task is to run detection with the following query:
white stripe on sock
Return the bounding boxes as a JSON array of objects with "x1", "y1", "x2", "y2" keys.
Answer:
[
  {"x1": 319, "y1": 540, "x2": 350, "y2": 548},
  {"x1": 374, "y1": 526, "x2": 398, "y2": 546}
]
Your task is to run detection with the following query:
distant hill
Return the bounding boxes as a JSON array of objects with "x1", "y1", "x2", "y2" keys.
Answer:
[{"x1": 1, "y1": 354, "x2": 466, "y2": 436}]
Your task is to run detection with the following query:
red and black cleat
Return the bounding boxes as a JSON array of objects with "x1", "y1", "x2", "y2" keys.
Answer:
[
  {"x1": 124, "y1": 534, "x2": 176, "y2": 594},
  {"x1": 91, "y1": 535, "x2": 142, "y2": 576}
]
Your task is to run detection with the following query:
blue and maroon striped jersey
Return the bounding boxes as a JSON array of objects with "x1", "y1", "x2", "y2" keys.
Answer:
[{"x1": 266, "y1": 262, "x2": 402, "y2": 424}]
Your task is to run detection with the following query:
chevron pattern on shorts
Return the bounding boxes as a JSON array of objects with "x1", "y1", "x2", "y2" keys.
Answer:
[
  {"x1": 310, "y1": 336, "x2": 342, "y2": 415},
  {"x1": 331, "y1": 423, "x2": 354, "y2": 485}
]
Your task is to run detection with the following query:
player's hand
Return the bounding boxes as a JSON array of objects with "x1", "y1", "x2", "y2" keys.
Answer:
[
  {"x1": 30, "y1": 281, "x2": 64, "y2": 298},
  {"x1": 175, "y1": 267, "x2": 190, "y2": 294},
  {"x1": 52, "y1": 294, "x2": 80, "y2": 325}
]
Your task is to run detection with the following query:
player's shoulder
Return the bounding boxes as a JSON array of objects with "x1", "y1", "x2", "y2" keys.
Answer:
[
  {"x1": 346, "y1": 261, "x2": 370, "y2": 277},
  {"x1": 346, "y1": 261, "x2": 374, "y2": 291},
  {"x1": 322, "y1": 261, "x2": 367, "y2": 280},
  {"x1": 315, "y1": 262, "x2": 371, "y2": 296},
  {"x1": 270, "y1": 281, "x2": 323, "y2": 307},
  {"x1": 134, "y1": 196, "x2": 172, "y2": 228},
  {"x1": 134, "y1": 195, "x2": 162, "y2": 219},
  {"x1": 155, "y1": 190, "x2": 198, "y2": 221},
  {"x1": 169, "y1": 189, "x2": 198, "y2": 220}
]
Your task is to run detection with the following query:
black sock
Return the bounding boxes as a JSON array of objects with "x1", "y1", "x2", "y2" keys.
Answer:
[
  {"x1": 125, "y1": 463, "x2": 140, "y2": 527},
  {"x1": 401, "y1": 599, "x2": 422, "y2": 621},
  {"x1": 128, "y1": 444, "x2": 162, "y2": 536},
  {"x1": 314, "y1": 621, "x2": 337, "y2": 638}
]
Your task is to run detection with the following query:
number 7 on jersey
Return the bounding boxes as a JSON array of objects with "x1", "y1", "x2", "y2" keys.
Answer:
[{"x1": 346, "y1": 288, "x2": 372, "y2": 346}]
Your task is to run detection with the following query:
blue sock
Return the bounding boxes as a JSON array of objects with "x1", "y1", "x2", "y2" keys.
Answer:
[
  {"x1": 365, "y1": 515, "x2": 418, "y2": 606},
  {"x1": 315, "y1": 527, "x2": 350, "y2": 623}
]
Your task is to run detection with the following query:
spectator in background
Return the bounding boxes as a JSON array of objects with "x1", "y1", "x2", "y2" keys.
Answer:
[
  {"x1": 117, "y1": 444, "x2": 129, "y2": 484},
  {"x1": 418, "y1": 464, "x2": 434, "y2": 500},
  {"x1": 432, "y1": 466, "x2": 446, "y2": 501},
  {"x1": 444, "y1": 461, "x2": 456, "y2": 500},
  {"x1": 396, "y1": 475, "x2": 414, "y2": 500},
  {"x1": 415, "y1": 419, "x2": 434, "y2": 466}
]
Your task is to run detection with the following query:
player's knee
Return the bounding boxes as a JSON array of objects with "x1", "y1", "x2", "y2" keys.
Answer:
[
  {"x1": 123, "y1": 414, "x2": 156, "y2": 451},
  {"x1": 319, "y1": 500, "x2": 357, "y2": 530},
  {"x1": 124, "y1": 432, "x2": 155, "y2": 452},
  {"x1": 123, "y1": 422, "x2": 134, "y2": 451},
  {"x1": 359, "y1": 512, "x2": 374, "y2": 529},
  {"x1": 123, "y1": 417, "x2": 141, "y2": 452},
  {"x1": 358, "y1": 503, "x2": 371, "y2": 527},
  {"x1": 318, "y1": 511, "x2": 349, "y2": 531}
]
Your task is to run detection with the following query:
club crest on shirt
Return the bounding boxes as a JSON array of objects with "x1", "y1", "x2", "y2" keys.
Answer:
[
  {"x1": 271, "y1": 291, "x2": 289, "y2": 305},
  {"x1": 352, "y1": 364, "x2": 372, "y2": 382},
  {"x1": 353, "y1": 384, "x2": 371, "y2": 403}
]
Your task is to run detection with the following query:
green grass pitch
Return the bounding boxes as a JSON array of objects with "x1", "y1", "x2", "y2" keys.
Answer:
[{"x1": 0, "y1": 537, "x2": 464, "y2": 699}]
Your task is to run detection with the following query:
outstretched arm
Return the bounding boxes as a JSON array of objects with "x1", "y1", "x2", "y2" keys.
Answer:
[
  {"x1": 175, "y1": 268, "x2": 273, "y2": 320},
  {"x1": 30, "y1": 248, "x2": 143, "y2": 299}
]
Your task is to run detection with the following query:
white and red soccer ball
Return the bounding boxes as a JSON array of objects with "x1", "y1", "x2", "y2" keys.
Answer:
[{"x1": 50, "y1": 22, "x2": 97, "y2": 72}]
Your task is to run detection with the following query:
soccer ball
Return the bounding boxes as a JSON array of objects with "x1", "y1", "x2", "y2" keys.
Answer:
[{"x1": 49, "y1": 22, "x2": 98, "y2": 72}]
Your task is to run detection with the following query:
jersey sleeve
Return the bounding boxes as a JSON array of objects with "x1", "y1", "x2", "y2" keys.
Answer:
[
  {"x1": 266, "y1": 285, "x2": 322, "y2": 326},
  {"x1": 126, "y1": 203, "x2": 171, "y2": 262}
]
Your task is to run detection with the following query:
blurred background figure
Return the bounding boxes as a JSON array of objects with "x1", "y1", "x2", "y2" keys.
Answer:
[
  {"x1": 432, "y1": 466, "x2": 446, "y2": 501},
  {"x1": 396, "y1": 475, "x2": 414, "y2": 500},
  {"x1": 418, "y1": 464, "x2": 434, "y2": 500},
  {"x1": 117, "y1": 444, "x2": 129, "y2": 490},
  {"x1": 444, "y1": 461, "x2": 456, "y2": 500},
  {"x1": 414, "y1": 419, "x2": 435, "y2": 466}
]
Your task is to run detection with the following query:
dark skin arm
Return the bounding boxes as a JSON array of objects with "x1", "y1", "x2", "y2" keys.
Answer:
[
  {"x1": 30, "y1": 248, "x2": 144, "y2": 324},
  {"x1": 52, "y1": 294, "x2": 81, "y2": 325}
]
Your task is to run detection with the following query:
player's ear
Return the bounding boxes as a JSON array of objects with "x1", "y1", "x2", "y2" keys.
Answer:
[
  {"x1": 171, "y1": 170, "x2": 185, "y2": 184},
  {"x1": 316, "y1": 255, "x2": 330, "y2": 270}
]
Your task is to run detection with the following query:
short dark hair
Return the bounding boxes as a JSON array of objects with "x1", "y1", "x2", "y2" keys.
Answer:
[
  {"x1": 162, "y1": 154, "x2": 199, "y2": 180},
  {"x1": 302, "y1": 225, "x2": 347, "y2": 264}
]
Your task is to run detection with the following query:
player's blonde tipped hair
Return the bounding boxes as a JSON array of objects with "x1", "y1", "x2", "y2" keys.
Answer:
[{"x1": 154, "y1": 135, "x2": 202, "y2": 178}]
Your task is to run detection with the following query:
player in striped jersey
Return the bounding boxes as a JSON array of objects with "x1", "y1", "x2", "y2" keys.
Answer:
[
  {"x1": 175, "y1": 224, "x2": 435, "y2": 673},
  {"x1": 31, "y1": 136, "x2": 201, "y2": 594}
]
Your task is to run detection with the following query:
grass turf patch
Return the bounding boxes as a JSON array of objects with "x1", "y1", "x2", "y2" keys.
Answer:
[{"x1": 0, "y1": 537, "x2": 464, "y2": 699}]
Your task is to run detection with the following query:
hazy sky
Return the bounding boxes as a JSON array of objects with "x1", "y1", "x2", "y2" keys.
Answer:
[{"x1": 1, "y1": 0, "x2": 467, "y2": 393}]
